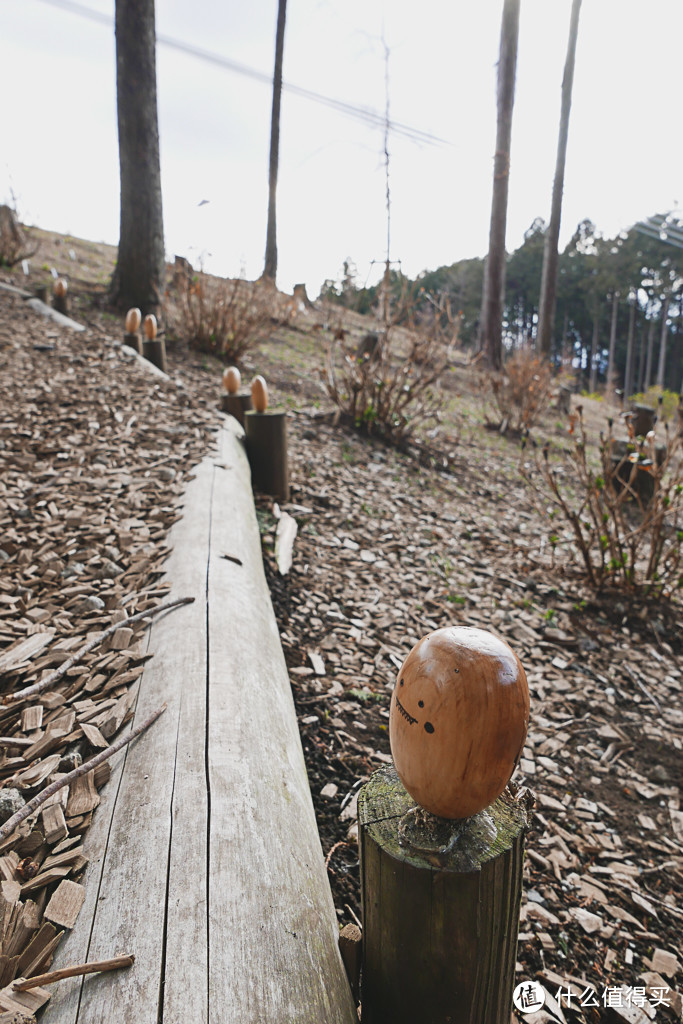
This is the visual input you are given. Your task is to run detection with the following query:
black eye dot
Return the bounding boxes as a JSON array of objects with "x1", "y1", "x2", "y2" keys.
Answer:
[
  {"x1": 424, "y1": 722, "x2": 434, "y2": 734},
  {"x1": 418, "y1": 700, "x2": 424, "y2": 708},
  {"x1": 399, "y1": 678, "x2": 404, "y2": 686}
]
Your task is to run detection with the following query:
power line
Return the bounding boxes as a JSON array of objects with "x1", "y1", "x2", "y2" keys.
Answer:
[{"x1": 32, "y1": 0, "x2": 451, "y2": 148}]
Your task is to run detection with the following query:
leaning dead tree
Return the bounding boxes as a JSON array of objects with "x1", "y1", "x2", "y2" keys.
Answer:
[{"x1": 479, "y1": 0, "x2": 521, "y2": 370}]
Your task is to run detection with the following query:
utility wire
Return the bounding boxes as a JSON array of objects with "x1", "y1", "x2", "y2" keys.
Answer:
[{"x1": 32, "y1": 0, "x2": 450, "y2": 148}]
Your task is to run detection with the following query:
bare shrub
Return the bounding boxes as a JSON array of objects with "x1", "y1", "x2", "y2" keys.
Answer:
[
  {"x1": 0, "y1": 204, "x2": 38, "y2": 267},
  {"x1": 321, "y1": 289, "x2": 460, "y2": 443},
  {"x1": 520, "y1": 405, "x2": 683, "y2": 598},
  {"x1": 172, "y1": 272, "x2": 276, "y2": 362},
  {"x1": 485, "y1": 347, "x2": 554, "y2": 433}
]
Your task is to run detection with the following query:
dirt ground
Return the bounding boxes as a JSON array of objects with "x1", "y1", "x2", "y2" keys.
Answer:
[{"x1": 0, "y1": 227, "x2": 681, "y2": 1023}]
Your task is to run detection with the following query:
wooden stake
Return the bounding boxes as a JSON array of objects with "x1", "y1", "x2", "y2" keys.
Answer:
[
  {"x1": 142, "y1": 337, "x2": 167, "y2": 373},
  {"x1": 123, "y1": 332, "x2": 142, "y2": 355},
  {"x1": 13, "y1": 954, "x2": 135, "y2": 991},
  {"x1": 359, "y1": 765, "x2": 532, "y2": 1024},
  {"x1": 220, "y1": 391, "x2": 253, "y2": 427},
  {"x1": 244, "y1": 409, "x2": 289, "y2": 500}
]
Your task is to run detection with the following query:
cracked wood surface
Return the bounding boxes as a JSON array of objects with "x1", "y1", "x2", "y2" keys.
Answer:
[{"x1": 41, "y1": 419, "x2": 355, "y2": 1024}]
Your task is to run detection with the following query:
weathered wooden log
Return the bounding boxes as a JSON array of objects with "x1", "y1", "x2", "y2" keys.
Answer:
[
  {"x1": 244, "y1": 409, "x2": 289, "y2": 500},
  {"x1": 142, "y1": 337, "x2": 167, "y2": 374},
  {"x1": 41, "y1": 419, "x2": 354, "y2": 1024},
  {"x1": 220, "y1": 391, "x2": 253, "y2": 426},
  {"x1": 359, "y1": 765, "x2": 531, "y2": 1024},
  {"x1": 123, "y1": 332, "x2": 141, "y2": 355}
]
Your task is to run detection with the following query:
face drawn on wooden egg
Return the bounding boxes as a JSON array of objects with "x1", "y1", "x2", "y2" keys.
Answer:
[
  {"x1": 125, "y1": 307, "x2": 142, "y2": 333},
  {"x1": 223, "y1": 366, "x2": 241, "y2": 394},
  {"x1": 144, "y1": 314, "x2": 157, "y2": 340},
  {"x1": 389, "y1": 626, "x2": 529, "y2": 819},
  {"x1": 54, "y1": 278, "x2": 68, "y2": 297},
  {"x1": 251, "y1": 375, "x2": 269, "y2": 413}
]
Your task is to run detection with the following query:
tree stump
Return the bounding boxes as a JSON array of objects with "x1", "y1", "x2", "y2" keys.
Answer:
[
  {"x1": 220, "y1": 392, "x2": 253, "y2": 427},
  {"x1": 631, "y1": 404, "x2": 656, "y2": 436},
  {"x1": 244, "y1": 409, "x2": 289, "y2": 500},
  {"x1": 359, "y1": 765, "x2": 532, "y2": 1024}
]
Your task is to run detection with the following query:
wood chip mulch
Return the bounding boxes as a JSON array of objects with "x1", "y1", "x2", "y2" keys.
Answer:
[
  {"x1": 0, "y1": 280, "x2": 681, "y2": 1023},
  {"x1": 261, "y1": 412, "x2": 682, "y2": 1024},
  {"x1": 0, "y1": 288, "x2": 217, "y2": 1016}
]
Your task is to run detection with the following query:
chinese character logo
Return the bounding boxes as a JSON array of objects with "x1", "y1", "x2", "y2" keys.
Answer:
[{"x1": 513, "y1": 981, "x2": 546, "y2": 1013}]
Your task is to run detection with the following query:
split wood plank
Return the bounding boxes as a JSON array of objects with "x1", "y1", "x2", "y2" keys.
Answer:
[{"x1": 207, "y1": 421, "x2": 356, "y2": 1023}]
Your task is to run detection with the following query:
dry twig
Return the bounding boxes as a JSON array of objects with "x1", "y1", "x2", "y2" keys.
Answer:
[
  {"x1": 4, "y1": 597, "x2": 194, "y2": 704},
  {"x1": 13, "y1": 954, "x2": 135, "y2": 991},
  {"x1": 0, "y1": 704, "x2": 167, "y2": 843}
]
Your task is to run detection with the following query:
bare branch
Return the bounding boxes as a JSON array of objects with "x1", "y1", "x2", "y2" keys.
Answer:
[
  {"x1": 4, "y1": 597, "x2": 194, "y2": 705},
  {"x1": 0, "y1": 704, "x2": 167, "y2": 844}
]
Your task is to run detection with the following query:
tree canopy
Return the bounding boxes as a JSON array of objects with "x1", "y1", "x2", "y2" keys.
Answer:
[{"x1": 322, "y1": 211, "x2": 683, "y2": 395}]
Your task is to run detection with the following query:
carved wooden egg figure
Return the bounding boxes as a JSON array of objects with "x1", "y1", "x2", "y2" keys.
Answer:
[
  {"x1": 53, "y1": 277, "x2": 68, "y2": 297},
  {"x1": 389, "y1": 626, "x2": 529, "y2": 819},
  {"x1": 144, "y1": 313, "x2": 157, "y2": 340},
  {"x1": 125, "y1": 307, "x2": 142, "y2": 333},
  {"x1": 251, "y1": 375, "x2": 269, "y2": 413},
  {"x1": 223, "y1": 366, "x2": 241, "y2": 394}
]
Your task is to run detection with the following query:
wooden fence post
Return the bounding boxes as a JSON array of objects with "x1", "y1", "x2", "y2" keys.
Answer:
[
  {"x1": 220, "y1": 366, "x2": 252, "y2": 425},
  {"x1": 244, "y1": 376, "x2": 289, "y2": 500},
  {"x1": 124, "y1": 307, "x2": 142, "y2": 354},
  {"x1": 142, "y1": 313, "x2": 167, "y2": 373},
  {"x1": 360, "y1": 626, "x2": 532, "y2": 1024},
  {"x1": 53, "y1": 278, "x2": 69, "y2": 316},
  {"x1": 359, "y1": 767, "x2": 531, "y2": 1024}
]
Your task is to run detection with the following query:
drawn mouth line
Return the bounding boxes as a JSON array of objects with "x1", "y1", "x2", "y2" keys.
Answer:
[{"x1": 395, "y1": 695, "x2": 417, "y2": 725}]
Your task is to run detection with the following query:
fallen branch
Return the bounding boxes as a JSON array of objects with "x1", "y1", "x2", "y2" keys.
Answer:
[
  {"x1": 0, "y1": 704, "x2": 167, "y2": 844},
  {"x1": 13, "y1": 954, "x2": 135, "y2": 991},
  {"x1": 4, "y1": 597, "x2": 194, "y2": 704}
]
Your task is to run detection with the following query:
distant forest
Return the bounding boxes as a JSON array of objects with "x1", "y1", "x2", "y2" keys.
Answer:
[{"x1": 319, "y1": 213, "x2": 683, "y2": 396}]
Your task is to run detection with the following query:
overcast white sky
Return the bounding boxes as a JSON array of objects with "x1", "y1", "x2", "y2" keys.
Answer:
[{"x1": 2, "y1": 0, "x2": 682, "y2": 295}]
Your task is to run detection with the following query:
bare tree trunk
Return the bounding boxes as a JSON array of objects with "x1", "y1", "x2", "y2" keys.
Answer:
[
  {"x1": 644, "y1": 309, "x2": 657, "y2": 390},
  {"x1": 655, "y1": 293, "x2": 670, "y2": 389},
  {"x1": 536, "y1": 0, "x2": 583, "y2": 358},
  {"x1": 589, "y1": 311, "x2": 599, "y2": 392},
  {"x1": 636, "y1": 319, "x2": 645, "y2": 392},
  {"x1": 263, "y1": 0, "x2": 287, "y2": 282},
  {"x1": 109, "y1": 0, "x2": 165, "y2": 315},
  {"x1": 623, "y1": 294, "x2": 637, "y2": 401},
  {"x1": 606, "y1": 291, "x2": 619, "y2": 401},
  {"x1": 479, "y1": 0, "x2": 520, "y2": 370}
]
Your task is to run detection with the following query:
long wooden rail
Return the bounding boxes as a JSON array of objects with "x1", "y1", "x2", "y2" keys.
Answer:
[{"x1": 41, "y1": 418, "x2": 356, "y2": 1023}]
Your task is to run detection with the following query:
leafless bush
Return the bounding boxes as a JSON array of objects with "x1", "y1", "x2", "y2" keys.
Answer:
[
  {"x1": 485, "y1": 346, "x2": 554, "y2": 433},
  {"x1": 321, "y1": 289, "x2": 460, "y2": 443},
  {"x1": 0, "y1": 204, "x2": 38, "y2": 267},
  {"x1": 171, "y1": 272, "x2": 276, "y2": 362},
  {"x1": 520, "y1": 405, "x2": 683, "y2": 598}
]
